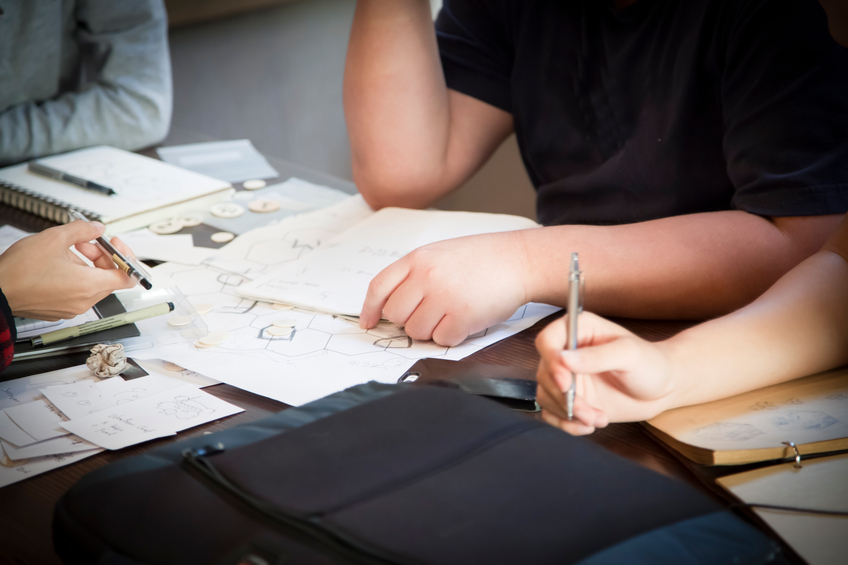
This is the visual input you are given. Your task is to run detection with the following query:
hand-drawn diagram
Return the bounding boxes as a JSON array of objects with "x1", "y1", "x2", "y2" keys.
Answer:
[
  {"x1": 693, "y1": 422, "x2": 764, "y2": 442},
  {"x1": 156, "y1": 395, "x2": 214, "y2": 420},
  {"x1": 133, "y1": 198, "x2": 559, "y2": 406},
  {"x1": 769, "y1": 410, "x2": 838, "y2": 432}
]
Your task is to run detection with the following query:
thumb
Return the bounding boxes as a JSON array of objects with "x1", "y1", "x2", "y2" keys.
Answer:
[{"x1": 56, "y1": 219, "x2": 105, "y2": 247}]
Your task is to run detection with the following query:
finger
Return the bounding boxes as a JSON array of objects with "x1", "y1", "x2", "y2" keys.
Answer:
[
  {"x1": 541, "y1": 409, "x2": 596, "y2": 436},
  {"x1": 559, "y1": 336, "x2": 644, "y2": 378},
  {"x1": 381, "y1": 281, "x2": 424, "y2": 328},
  {"x1": 109, "y1": 236, "x2": 137, "y2": 260},
  {"x1": 74, "y1": 241, "x2": 117, "y2": 270},
  {"x1": 536, "y1": 356, "x2": 571, "y2": 407},
  {"x1": 538, "y1": 379, "x2": 608, "y2": 429},
  {"x1": 535, "y1": 314, "x2": 568, "y2": 359},
  {"x1": 401, "y1": 296, "x2": 446, "y2": 341},
  {"x1": 51, "y1": 219, "x2": 106, "y2": 248},
  {"x1": 85, "y1": 264, "x2": 135, "y2": 293},
  {"x1": 66, "y1": 247, "x2": 90, "y2": 266},
  {"x1": 360, "y1": 259, "x2": 411, "y2": 328},
  {"x1": 431, "y1": 312, "x2": 472, "y2": 347},
  {"x1": 574, "y1": 311, "x2": 635, "y2": 348}
]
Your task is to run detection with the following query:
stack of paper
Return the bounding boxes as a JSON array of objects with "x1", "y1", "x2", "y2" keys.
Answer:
[{"x1": 0, "y1": 365, "x2": 242, "y2": 488}]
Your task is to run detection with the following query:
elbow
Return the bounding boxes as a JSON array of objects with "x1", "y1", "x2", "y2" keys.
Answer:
[{"x1": 352, "y1": 157, "x2": 446, "y2": 210}]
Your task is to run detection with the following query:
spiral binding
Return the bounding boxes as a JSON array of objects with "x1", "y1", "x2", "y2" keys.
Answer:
[{"x1": 0, "y1": 179, "x2": 102, "y2": 224}]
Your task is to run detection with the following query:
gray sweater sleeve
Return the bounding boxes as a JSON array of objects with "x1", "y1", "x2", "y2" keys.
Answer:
[{"x1": 0, "y1": 0, "x2": 172, "y2": 166}]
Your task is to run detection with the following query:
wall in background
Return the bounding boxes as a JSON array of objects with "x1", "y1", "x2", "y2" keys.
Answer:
[{"x1": 167, "y1": 0, "x2": 536, "y2": 219}]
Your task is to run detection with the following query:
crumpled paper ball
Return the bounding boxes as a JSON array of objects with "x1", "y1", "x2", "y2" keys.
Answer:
[{"x1": 86, "y1": 344, "x2": 128, "y2": 377}]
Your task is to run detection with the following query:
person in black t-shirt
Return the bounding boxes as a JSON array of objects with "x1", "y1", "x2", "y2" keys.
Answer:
[
  {"x1": 344, "y1": 0, "x2": 848, "y2": 346},
  {"x1": 535, "y1": 6, "x2": 848, "y2": 435}
]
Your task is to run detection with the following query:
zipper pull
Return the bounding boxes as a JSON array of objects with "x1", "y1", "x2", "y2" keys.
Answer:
[{"x1": 182, "y1": 442, "x2": 226, "y2": 459}]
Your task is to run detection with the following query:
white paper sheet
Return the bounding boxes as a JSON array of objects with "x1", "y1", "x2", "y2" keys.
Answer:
[
  {"x1": 202, "y1": 177, "x2": 350, "y2": 235},
  {"x1": 718, "y1": 454, "x2": 848, "y2": 565},
  {"x1": 4, "y1": 400, "x2": 70, "y2": 443},
  {"x1": 117, "y1": 231, "x2": 214, "y2": 265},
  {"x1": 0, "y1": 445, "x2": 102, "y2": 489},
  {"x1": 129, "y1": 193, "x2": 559, "y2": 406},
  {"x1": 0, "y1": 365, "x2": 99, "y2": 411},
  {"x1": 236, "y1": 207, "x2": 540, "y2": 315},
  {"x1": 0, "y1": 411, "x2": 37, "y2": 447},
  {"x1": 157, "y1": 139, "x2": 279, "y2": 183},
  {"x1": 62, "y1": 384, "x2": 243, "y2": 450},
  {"x1": 40, "y1": 374, "x2": 186, "y2": 420},
  {"x1": 1, "y1": 435, "x2": 97, "y2": 460},
  {"x1": 134, "y1": 359, "x2": 220, "y2": 388}
]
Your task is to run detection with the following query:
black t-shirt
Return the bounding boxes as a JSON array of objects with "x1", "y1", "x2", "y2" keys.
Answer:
[{"x1": 436, "y1": 0, "x2": 848, "y2": 226}]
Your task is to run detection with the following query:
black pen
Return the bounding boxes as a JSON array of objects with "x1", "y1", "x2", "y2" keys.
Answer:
[
  {"x1": 68, "y1": 210, "x2": 153, "y2": 290},
  {"x1": 27, "y1": 161, "x2": 116, "y2": 196}
]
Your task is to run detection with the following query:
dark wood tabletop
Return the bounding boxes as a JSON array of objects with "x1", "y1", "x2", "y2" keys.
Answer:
[{"x1": 0, "y1": 152, "x2": 800, "y2": 564}]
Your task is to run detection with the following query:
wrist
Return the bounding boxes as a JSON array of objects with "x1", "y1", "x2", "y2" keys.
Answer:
[
  {"x1": 652, "y1": 336, "x2": 695, "y2": 414},
  {"x1": 513, "y1": 228, "x2": 546, "y2": 305}
]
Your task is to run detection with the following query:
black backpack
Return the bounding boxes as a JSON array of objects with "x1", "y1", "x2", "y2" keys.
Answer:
[{"x1": 54, "y1": 383, "x2": 785, "y2": 565}]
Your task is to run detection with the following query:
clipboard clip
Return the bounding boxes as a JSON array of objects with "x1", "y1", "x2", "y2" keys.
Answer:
[{"x1": 782, "y1": 441, "x2": 803, "y2": 469}]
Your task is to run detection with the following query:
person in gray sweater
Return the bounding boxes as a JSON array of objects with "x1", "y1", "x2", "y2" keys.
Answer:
[{"x1": 0, "y1": 0, "x2": 172, "y2": 166}]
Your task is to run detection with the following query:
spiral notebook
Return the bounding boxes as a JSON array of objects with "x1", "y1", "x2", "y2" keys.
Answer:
[{"x1": 0, "y1": 146, "x2": 233, "y2": 234}]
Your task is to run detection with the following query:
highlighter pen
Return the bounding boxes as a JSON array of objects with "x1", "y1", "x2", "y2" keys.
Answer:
[
  {"x1": 32, "y1": 302, "x2": 174, "y2": 347},
  {"x1": 68, "y1": 209, "x2": 153, "y2": 290},
  {"x1": 28, "y1": 161, "x2": 116, "y2": 196}
]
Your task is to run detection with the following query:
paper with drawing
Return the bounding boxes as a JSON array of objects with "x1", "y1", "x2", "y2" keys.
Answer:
[
  {"x1": 130, "y1": 197, "x2": 557, "y2": 406},
  {"x1": 236, "y1": 207, "x2": 540, "y2": 315},
  {"x1": 650, "y1": 369, "x2": 848, "y2": 452},
  {"x1": 62, "y1": 384, "x2": 243, "y2": 450}
]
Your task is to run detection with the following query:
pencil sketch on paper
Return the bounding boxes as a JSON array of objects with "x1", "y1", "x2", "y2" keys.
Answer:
[
  {"x1": 131, "y1": 197, "x2": 560, "y2": 407},
  {"x1": 769, "y1": 410, "x2": 838, "y2": 432},
  {"x1": 750, "y1": 401, "x2": 779, "y2": 411},
  {"x1": 693, "y1": 422, "x2": 764, "y2": 442},
  {"x1": 156, "y1": 395, "x2": 215, "y2": 420}
]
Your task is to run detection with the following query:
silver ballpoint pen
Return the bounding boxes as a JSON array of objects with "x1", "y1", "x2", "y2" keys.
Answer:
[{"x1": 566, "y1": 252, "x2": 583, "y2": 420}]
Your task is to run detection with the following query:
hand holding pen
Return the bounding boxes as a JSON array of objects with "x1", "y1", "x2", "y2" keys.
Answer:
[
  {"x1": 0, "y1": 221, "x2": 137, "y2": 321},
  {"x1": 68, "y1": 210, "x2": 153, "y2": 290},
  {"x1": 535, "y1": 309, "x2": 678, "y2": 436}
]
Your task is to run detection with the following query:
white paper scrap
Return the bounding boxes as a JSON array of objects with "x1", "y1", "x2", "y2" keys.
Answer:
[
  {"x1": 5, "y1": 400, "x2": 69, "y2": 442},
  {"x1": 0, "y1": 411, "x2": 37, "y2": 447},
  {"x1": 118, "y1": 231, "x2": 214, "y2": 265},
  {"x1": 39, "y1": 382, "x2": 111, "y2": 421},
  {"x1": 1, "y1": 435, "x2": 97, "y2": 460},
  {"x1": 0, "y1": 365, "x2": 99, "y2": 410},
  {"x1": 0, "y1": 445, "x2": 102, "y2": 489},
  {"x1": 62, "y1": 385, "x2": 243, "y2": 450}
]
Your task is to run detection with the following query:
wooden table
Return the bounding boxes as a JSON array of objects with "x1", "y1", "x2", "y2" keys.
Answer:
[{"x1": 0, "y1": 154, "x2": 801, "y2": 564}]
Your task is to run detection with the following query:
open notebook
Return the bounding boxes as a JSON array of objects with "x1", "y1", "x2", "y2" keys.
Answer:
[
  {"x1": 0, "y1": 146, "x2": 233, "y2": 234},
  {"x1": 235, "y1": 207, "x2": 540, "y2": 316},
  {"x1": 643, "y1": 366, "x2": 848, "y2": 465}
]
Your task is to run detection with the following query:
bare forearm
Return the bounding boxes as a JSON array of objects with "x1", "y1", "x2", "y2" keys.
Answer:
[
  {"x1": 659, "y1": 248, "x2": 848, "y2": 410},
  {"x1": 344, "y1": 1, "x2": 513, "y2": 209},
  {"x1": 657, "y1": 217, "x2": 848, "y2": 409},
  {"x1": 344, "y1": 0, "x2": 450, "y2": 207},
  {"x1": 520, "y1": 211, "x2": 843, "y2": 319}
]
